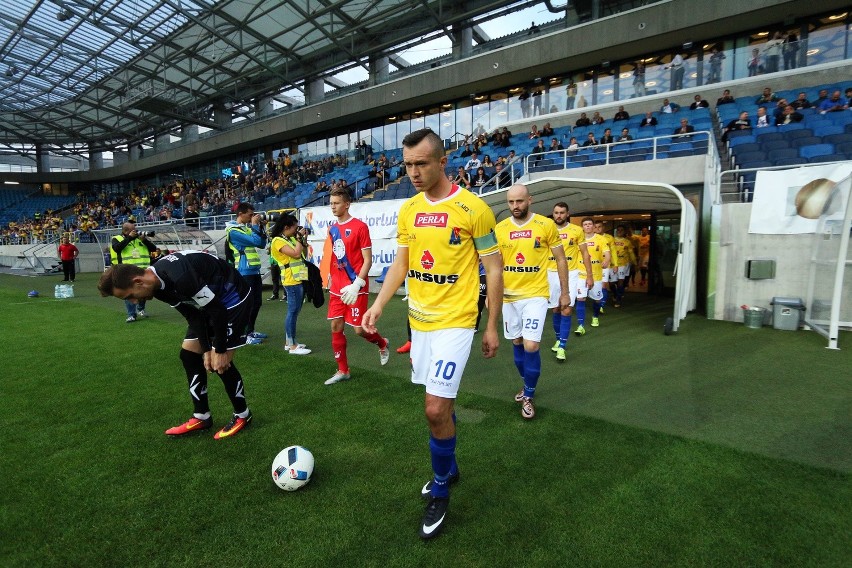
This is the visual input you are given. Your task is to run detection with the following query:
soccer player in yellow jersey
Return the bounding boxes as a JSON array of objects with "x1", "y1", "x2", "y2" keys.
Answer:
[
  {"x1": 594, "y1": 220, "x2": 618, "y2": 311},
  {"x1": 575, "y1": 218, "x2": 611, "y2": 334},
  {"x1": 637, "y1": 226, "x2": 651, "y2": 285},
  {"x1": 496, "y1": 185, "x2": 569, "y2": 420},
  {"x1": 548, "y1": 203, "x2": 593, "y2": 360},
  {"x1": 363, "y1": 129, "x2": 503, "y2": 540},
  {"x1": 612, "y1": 225, "x2": 637, "y2": 306}
]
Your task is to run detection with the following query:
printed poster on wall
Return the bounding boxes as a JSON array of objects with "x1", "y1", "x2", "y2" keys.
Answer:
[{"x1": 748, "y1": 163, "x2": 852, "y2": 234}]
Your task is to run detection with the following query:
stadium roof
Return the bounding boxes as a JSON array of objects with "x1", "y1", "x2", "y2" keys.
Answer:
[{"x1": 0, "y1": 0, "x2": 543, "y2": 151}]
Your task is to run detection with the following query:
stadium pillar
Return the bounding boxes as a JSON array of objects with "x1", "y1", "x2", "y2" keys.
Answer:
[
  {"x1": 183, "y1": 124, "x2": 199, "y2": 143},
  {"x1": 213, "y1": 104, "x2": 231, "y2": 128},
  {"x1": 155, "y1": 132, "x2": 171, "y2": 152},
  {"x1": 452, "y1": 24, "x2": 473, "y2": 59},
  {"x1": 255, "y1": 96, "x2": 274, "y2": 118},
  {"x1": 35, "y1": 143, "x2": 50, "y2": 173},
  {"x1": 306, "y1": 78, "x2": 324, "y2": 105},
  {"x1": 368, "y1": 56, "x2": 389, "y2": 86},
  {"x1": 88, "y1": 143, "x2": 104, "y2": 170}
]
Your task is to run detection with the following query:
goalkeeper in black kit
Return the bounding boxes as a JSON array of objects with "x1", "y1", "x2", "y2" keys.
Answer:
[{"x1": 98, "y1": 250, "x2": 255, "y2": 439}]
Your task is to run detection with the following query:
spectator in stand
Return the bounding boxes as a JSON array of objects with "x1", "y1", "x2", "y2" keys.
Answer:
[
  {"x1": 183, "y1": 203, "x2": 200, "y2": 228},
  {"x1": 481, "y1": 155, "x2": 494, "y2": 168},
  {"x1": 754, "y1": 107, "x2": 771, "y2": 128},
  {"x1": 775, "y1": 105, "x2": 804, "y2": 126},
  {"x1": 613, "y1": 106, "x2": 630, "y2": 121},
  {"x1": 707, "y1": 47, "x2": 726, "y2": 83},
  {"x1": 532, "y1": 89, "x2": 543, "y2": 116},
  {"x1": 790, "y1": 92, "x2": 812, "y2": 110},
  {"x1": 600, "y1": 128, "x2": 615, "y2": 144},
  {"x1": 566, "y1": 81, "x2": 578, "y2": 110},
  {"x1": 530, "y1": 139, "x2": 548, "y2": 162},
  {"x1": 660, "y1": 98, "x2": 680, "y2": 114},
  {"x1": 464, "y1": 153, "x2": 482, "y2": 172},
  {"x1": 590, "y1": 112, "x2": 604, "y2": 125},
  {"x1": 772, "y1": 99, "x2": 790, "y2": 120},
  {"x1": 632, "y1": 61, "x2": 646, "y2": 97},
  {"x1": 541, "y1": 123, "x2": 555, "y2": 137},
  {"x1": 845, "y1": 87, "x2": 852, "y2": 107},
  {"x1": 494, "y1": 162, "x2": 511, "y2": 189},
  {"x1": 519, "y1": 88, "x2": 532, "y2": 118},
  {"x1": 472, "y1": 167, "x2": 489, "y2": 188},
  {"x1": 566, "y1": 137, "x2": 580, "y2": 150},
  {"x1": 690, "y1": 95, "x2": 709, "y2": 110},
  {"x1": 582, "y1": 132, "x2": 599, "y2": 147},
  {"x1": 783, "y1": 32, "x2": 799, "y2": 70},
  {"x1": 667, "y1": 52, "x2": 685, "y2": 90},
  {"x1": 549, "y1": 138, "x2": 564, "y2": 151},
  {"x1": 673, "y1": 118, "x2": 695, "y2": 136},
  {"x1": 747, "y1": 48, "x2": 762, "y2": 77},
  {"x1": 639, "y1": 112, "x2": 658, "y2": 127},
  {"x1": 575, "y1": 113, "x2": 591, "y2": 127},
  {"x1": 498, "y1": 132, "x2": 511, "y2": 148},
  {"x1": 819, "y1": 90, "x2": 847, "y2": 114},
  {"x1": 717, "y1": 89, "x2": 735, "y2": 106},
  {"x1": 722, "y1": 111, "x2": 751, "y2": 142},
  {"x1": 459, "y1": 144, "x2": 473, "y2": 158},
  {"x1": 813, "y1": 89, "x2": 829, "y2": 107},
  {"x1": 617, "y1": 128, "x2": 633, "y2": 142},
  {"x1": 453, "y1": 166, "x2": 471, "y2": 188},
  {"x1": 755, "y1": 87, "x2": 779, "y2": 105},
  {"x1": 528, "y1": 125, "x2": 541, "y2": 139},
  {"x1": 762, "y1": 32, "x2": 784, "y2": 73}
]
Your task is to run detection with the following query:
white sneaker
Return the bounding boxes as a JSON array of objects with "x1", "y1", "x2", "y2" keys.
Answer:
[
  {"x1": 126, "y1": 315, "x2": 136, "y2": 323},
  {"x1": 288, "y1": 347, "x2": 311, "y2": 355},
  {"x1": 401, "y1": 295, "x2": 408, "y2": 301},
  {"x1": 136, "y1": 310, "x2": 146, "y2": 318},
  {"x1": 324, "y1": 371, "x2": 351, "y2": 385},
  {"x1": 379, "y1": 338, "x2": 390, "y2": 366}
]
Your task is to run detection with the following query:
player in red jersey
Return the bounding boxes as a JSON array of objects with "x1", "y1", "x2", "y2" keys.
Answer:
[{"x1": 324, "y1": 187, "x2": 390, "y2": 385}]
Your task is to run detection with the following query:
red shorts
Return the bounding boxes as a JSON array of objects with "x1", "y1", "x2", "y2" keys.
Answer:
[{"x1": 327, "y1": 293, "x2": 369, "y2": 327}]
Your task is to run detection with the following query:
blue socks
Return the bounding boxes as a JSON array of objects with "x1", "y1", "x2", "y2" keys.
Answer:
[
  {"x1": 523, "y1": 349, "x2": 541, "y2": 398},
  {"x1": 576, "y1": 300, "x2": 586, "y2": 325},
  {"x1": 602, "y1": 287, "x2": 609, "y2": 305},
  {"x1": 593, "y1": 301, "x2": 601, "y2": 317},
  {"x1": 429, "y1": 435, "x2": 456, "y2": 498},
  {"x1": 513, "y1": 343, "x2": 525, "y2": 377},
  {"x1": 559, "y1": 314, "x2": 572, "y2": 348},
  {"x1": 552, "y1": 312, "x2": 561, "y2": 340}
]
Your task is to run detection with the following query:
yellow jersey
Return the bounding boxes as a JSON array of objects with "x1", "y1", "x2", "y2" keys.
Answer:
[
  {"x1": 599, "y1": 232, "x2": 618, "y2": 268},
  {"x1": 496, "y1": 213, "x2": 562, "y2": 302},
  {"x1": 397, "y1": 186, "x2": 499, "y2": 331},
  {"x1": 579, "y1": 233, "x2": 608, "y2": 281},
  {"x1": 613, "y1": 236, "x2": 636, "y2": 266},
  {"x1": 548, "y1": 223, "x2": 585, "y2": 272}
]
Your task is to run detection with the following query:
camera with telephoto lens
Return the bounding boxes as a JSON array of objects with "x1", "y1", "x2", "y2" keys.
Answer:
[
  {"x1": 258, "y1": 211, "x2": 279, "y2": 223},
  {"x1": 139, "y1": 231, "x2": 155, "y2": 238}
]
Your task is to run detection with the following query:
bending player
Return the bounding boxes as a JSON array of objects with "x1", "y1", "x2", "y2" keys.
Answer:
[{"x1": 98, "y1": 251, "x2": 255, "y2": 439}]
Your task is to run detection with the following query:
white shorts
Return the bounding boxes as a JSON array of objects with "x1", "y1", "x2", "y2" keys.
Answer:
[
  {"x1": 577, "y1": 278, "x2": 604, "y2": 301},
  {"x1": 617, "y1": 265, "x2": 630, "y2": 279},
  {"x1": 602, "y1": 268, "x2": 618, "y2": 283},
  {"x1": 410, "y1": 328, "x2": 475, "y2": 399},
  {"x1": 547, "y1": 270, "x2": 578, "y2": 308},
  {"x1": 502, "y1": 296, "x2": 549, "y2": 342}
]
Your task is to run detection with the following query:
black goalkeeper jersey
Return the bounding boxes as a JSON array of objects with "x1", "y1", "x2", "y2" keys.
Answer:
[{"x1": 150, "y1": 250, "x2": 252, "y2": 352}]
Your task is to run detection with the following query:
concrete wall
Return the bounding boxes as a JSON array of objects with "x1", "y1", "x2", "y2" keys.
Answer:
[{"x1": 709, "y1": 202, "x2": 852, "y2": 323}]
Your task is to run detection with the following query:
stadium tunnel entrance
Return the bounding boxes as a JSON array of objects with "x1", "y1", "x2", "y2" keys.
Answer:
[{"x1": 483, "y1": 178, "x2": 697, "y2": 333}]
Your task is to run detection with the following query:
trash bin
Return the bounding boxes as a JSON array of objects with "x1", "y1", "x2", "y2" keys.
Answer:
[
  {"x1": 742, "y1": 306, "x2": 766, "y2": 329},
  {"x1": 770, "y1": 297, "x2": 805, "y2": 331}
]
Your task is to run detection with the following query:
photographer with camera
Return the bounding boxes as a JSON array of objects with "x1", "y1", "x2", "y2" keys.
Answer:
[
  {"x1": 269, "y1": 214, "x2": 311, "y2": 355},
  {"x1": 111, "y1": 221, "x2": 158, "y2": 323},
  {"x1": 225, "y1": 203, "x2": 267, "y2": 344}
]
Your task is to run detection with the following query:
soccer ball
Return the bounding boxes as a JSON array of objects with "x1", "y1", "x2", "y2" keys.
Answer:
[{"x1": 271, "y1": 445, "x2": 314, "y2": 491}]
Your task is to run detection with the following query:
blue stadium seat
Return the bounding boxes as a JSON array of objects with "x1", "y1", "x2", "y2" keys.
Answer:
[
  {"x1": 761, "y1": 140, "x2": 791, "y2": 151},
  {"x1": 807, "y1": 154, "x2": 845, "y2": 164},
  {"x1": 736, "y1": 151, "x2": 769, "y2": 167},
  {"x1": 773, "y1": 157, "x2": 808, "y2": 166},
  {"x1": 768, "y1": 148, "x2": 798, "y2": 161},
  {"x1": 823, "y1": 133, "x2": 852, "y2": 146},
  {"x1": 783, "y1": 128, "x2": 814, "y2": 141},
  {"x1": 813, "y1": 124, "x2": 845, "y2": 138},
  {"x1": 731, "y1": 142, "x2": 761, "y2": 155},
  {"x1": 799, "y1": 144, "x2": 835, "y2": 159},
  {"x1": 791, "y1": 136, "x2": 823, "y2": 149}
]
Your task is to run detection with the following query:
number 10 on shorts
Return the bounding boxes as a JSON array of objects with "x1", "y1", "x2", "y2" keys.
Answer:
[{"x1": 434, "y1": 360, "x2": 458, "y2": 381}]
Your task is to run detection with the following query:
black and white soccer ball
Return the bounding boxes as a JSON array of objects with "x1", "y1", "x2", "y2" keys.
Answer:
[{"x1": 271, "y1": 445, "x2": 314, "y2": 491}]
